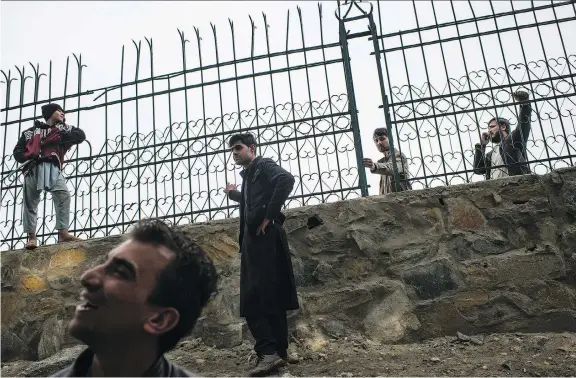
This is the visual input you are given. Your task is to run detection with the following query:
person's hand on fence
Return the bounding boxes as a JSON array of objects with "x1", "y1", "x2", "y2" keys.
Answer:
[
  {"x1": 224, "y1": 182, "x2": 237, "y2": 193},
  {"x1": 363, "y1": 158, "x2": 375, "y2": 169},
  {"x1": 514, "y1": 89, "x2": 530, "y2": 103}
]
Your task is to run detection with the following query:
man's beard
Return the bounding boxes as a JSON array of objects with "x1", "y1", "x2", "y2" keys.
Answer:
[
  {"x1": 490, "y1": 132, "x2": 502, "y2": 144},
  {"x1": 235, "y1": 156, "x2": 250, "y2": 166}
]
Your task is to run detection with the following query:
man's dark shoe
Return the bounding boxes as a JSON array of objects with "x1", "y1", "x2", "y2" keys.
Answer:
[{"x1": 248, "y1": 353, "x2": 285, "y2": 377}]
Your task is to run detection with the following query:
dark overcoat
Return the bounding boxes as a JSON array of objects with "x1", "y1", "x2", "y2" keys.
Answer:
[{"x1": 228, "y1": 156, "x2": 299, "y2": 317}]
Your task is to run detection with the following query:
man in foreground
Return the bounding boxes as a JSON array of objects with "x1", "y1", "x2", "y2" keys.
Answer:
[
  {"x1": 224, "y1": 133, "x2": 299, "y2": 377},
  {"x1": 473, "y1": 89, "x2": 532, "y2": 180},
  {"x1": 363, "y1": 127, "x2": 411, "y2": 194},
  {"x1": 13, "y1": 103, "x2": 86, "y2": 249},
  {"x1": 53, "y1": 219, "x2": 218, "y2": 377}
]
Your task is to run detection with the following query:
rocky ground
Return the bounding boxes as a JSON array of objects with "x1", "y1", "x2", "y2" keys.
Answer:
[{"x1": 3, "y1": 331, "x2": 575, "y2": 377}]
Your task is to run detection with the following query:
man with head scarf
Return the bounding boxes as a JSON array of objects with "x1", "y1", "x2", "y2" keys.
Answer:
[{"x1": 13, "y1": 103, "x2": 86, "y2": 249}]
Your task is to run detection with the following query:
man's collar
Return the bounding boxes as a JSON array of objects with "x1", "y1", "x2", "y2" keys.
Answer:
[
  {"x1": 68, "y1": 347, "x2": 94, "y2": 376},
  {"x1": 239, "y1": 156, "x2": 261, "y2": 178},
  {"x1": 34, "y1": 120, "x2": 52, "y2": 129},
  {"x1": 67, "y1": 347, "x2": 168, "y2": 377}
]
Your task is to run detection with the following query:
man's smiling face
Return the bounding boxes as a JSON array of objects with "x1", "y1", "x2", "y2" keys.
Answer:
[{"x1": 68, "y1": 239, "x2": 175, "y2": 345}]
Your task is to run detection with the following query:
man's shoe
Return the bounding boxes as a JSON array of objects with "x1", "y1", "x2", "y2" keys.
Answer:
[
  {"x1": 248, "y1": 353, "x2": 285, "y2": 377},
  {"x1": 278, "y1": 351, "x2": 299, "y2": 364}
]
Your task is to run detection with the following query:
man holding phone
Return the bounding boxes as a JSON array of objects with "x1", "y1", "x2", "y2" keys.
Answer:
[{"x1": 473, "y1": 89, "x2": 532, "y2": 180}]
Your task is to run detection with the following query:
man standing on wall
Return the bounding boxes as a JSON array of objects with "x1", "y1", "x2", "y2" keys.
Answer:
[
  {"x1": 224, "y1": 133, "x2": 299, "y2": 377},
  {"x1": 363, "y1": 127, "x2": 411, "y2": 194},
  {"x1": 473, "y1": 89, "x2": 532, "y2": 180},
  {"x1": 13, "y1": 103, "x2": 86, "y2": 249}
]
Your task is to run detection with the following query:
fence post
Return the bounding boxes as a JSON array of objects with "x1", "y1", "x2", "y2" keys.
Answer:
[
  {"x1": 367, "y1": 12, "x2": 402, "y2": 192},
  {"x1": 339, "y1": 20, "x2": 369, "y2": 197}
]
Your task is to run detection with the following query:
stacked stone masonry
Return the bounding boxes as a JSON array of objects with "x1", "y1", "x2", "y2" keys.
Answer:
[{"x1": 2, "y1": 168, "x2": 576, "y2": 362}]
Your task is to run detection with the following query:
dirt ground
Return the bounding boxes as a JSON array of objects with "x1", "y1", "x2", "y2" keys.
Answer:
[
  {"x1": 2, "y1": 331, "x2": 575, "y2": 377},
  {"x1": 169, "y1": 331, "x2": 576, "y2": 377}
]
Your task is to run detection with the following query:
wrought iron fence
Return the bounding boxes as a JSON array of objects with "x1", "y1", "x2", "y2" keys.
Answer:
[
  {"x1": 1, "y1": 0, "x2": 576, "y2": 251},
  {"x1": 0, "y1": 4, "x2": 366, "y2": 251},
  {"x1": 371, "y1": 0, "x2": 576, "y2": 189}
]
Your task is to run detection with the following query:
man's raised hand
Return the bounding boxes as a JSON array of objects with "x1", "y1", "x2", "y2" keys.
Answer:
[{"x1": 514, "y1": 89, "x2": 530, "y2": 103}]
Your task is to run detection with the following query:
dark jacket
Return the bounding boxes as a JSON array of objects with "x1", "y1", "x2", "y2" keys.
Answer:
[
  {"x1": 52, "y1": 348, "x2": 195, "y2": 377},
  {"x1": 228, "y1": 156, "x2": 295, "y2": 249},
  {"x1": 473, "y1": 103, "x2": 532, "y2": 179},
  {"x1": 13, "y1": 120, "x2": 86, "y2": 175},
  {"x1": 228, "y1": 156, "x2": 299, "y2": 316}
]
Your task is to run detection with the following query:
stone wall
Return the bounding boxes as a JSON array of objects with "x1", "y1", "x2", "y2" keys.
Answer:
[{"x1": 2, "y1": 168, "x2": 576, "y2": 362}]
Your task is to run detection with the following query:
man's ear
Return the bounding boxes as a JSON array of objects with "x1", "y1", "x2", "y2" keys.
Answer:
[{"x1": 143, "y1": 308, "x2": 180, "y2": 336}]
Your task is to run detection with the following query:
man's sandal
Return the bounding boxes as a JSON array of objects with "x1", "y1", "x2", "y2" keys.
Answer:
[
  {"x1": 58, "y1": 235, "x2": 82, "y2": 244},
  {"x1": 25, "y1": 239, "x2": 38, "y2": 250}
]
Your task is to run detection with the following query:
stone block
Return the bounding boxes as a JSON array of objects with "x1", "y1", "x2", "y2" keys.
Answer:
[
  {"x1": 201, "y1": 322, "x2": 243, "y2": 349},
  {"x1": 1, "y1": 330, "x2": 26, "y2": 361},
  {"x1": 38, "y1": 316, "x2": 65, "y2": 360},
  {"x1": 363, "y1": 288, "x2": 420, "y2": 343},
  {"x1": 401, "y1": 259, "x2": 460, "y2": 300},
  {"x1": 447, "y1": 198, "x2": 486, "y2": 231},
  {"x1": 461, "y1": 248, "x2": 566, "y2": 289}
]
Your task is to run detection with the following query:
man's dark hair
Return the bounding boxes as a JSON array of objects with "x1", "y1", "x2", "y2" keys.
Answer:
[
  {"x1": 228, "y1": 133, "x2": 258, "y2": 148},
  {"x1": 488, "y1": 117, "x2": 511, "y2": 133},
  {"x1": 373, "y1": 127, "x2": 388, "y2": 139},
  {"x1": 130, "y1": 219, "x2": 218, "y2": 354}
]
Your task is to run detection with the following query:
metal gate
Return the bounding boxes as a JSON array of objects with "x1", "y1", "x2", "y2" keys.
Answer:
[
  {"x1": 0, "y1": 4, "x2": 367, "y2": 250},
  {"x1": 366, "y1": 0, "x2": 576, "y2": 189}
]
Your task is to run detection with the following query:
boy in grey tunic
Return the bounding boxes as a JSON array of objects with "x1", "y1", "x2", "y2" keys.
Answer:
[
  {"x1": 363, "y1": 127, "x2": 412, "y2": 194},
  {"x1": 13, "y1": 103, "x2": 86, "y2": 249}
]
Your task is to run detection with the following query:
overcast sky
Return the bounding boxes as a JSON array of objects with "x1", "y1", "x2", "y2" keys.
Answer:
[{"x1": 1, "y1": 1, "x2": 575, "y2": 247}]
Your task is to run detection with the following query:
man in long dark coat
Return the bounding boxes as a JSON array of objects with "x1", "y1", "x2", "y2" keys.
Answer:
[{"x1": 224, "y1": 133, "x2": 299, "y2": 377}]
